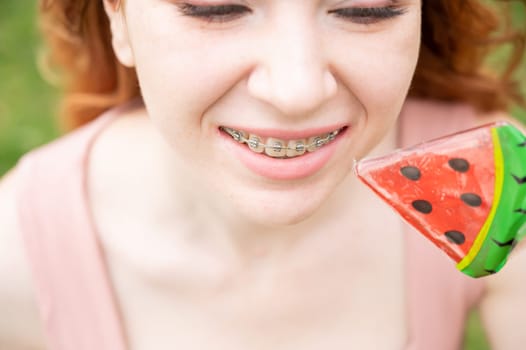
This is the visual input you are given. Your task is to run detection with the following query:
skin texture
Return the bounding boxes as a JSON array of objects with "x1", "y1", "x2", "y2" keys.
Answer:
[{"x1": 1, "y1": 0, "x2": 526, "y2": 349}]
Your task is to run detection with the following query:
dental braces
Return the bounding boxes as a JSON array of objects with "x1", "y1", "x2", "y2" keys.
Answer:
[{"x1": 220, "y1": 126, "x2": 340, "y2": 153}]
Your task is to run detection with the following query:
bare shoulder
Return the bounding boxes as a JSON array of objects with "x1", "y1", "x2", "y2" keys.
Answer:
[{"x1": 0, "y1": 169, "x2": 48, "y2": 349}]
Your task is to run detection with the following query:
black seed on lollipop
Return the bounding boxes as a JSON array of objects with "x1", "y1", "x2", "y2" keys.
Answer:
[
  {"x1": 412, "y1": 200, "x2": 433, "y2": 214},
  {"x1": 400, "y1": 166, "x2": 421, "y2": 181},
  {"x1": 445, "y1": 230, "x2": 466, "y2": 245},
  {"x1": 460, "y1": 193, "x2": 482, "y2": 207},
  {"x1": 448, "y1": 158, "x2": 470, "y2": 173}
]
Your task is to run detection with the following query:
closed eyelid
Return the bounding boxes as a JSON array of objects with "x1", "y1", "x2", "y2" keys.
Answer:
[
  {"x1": 173, "y1": 2, "x2": 253, "y2": 24},
  {"x1": 328, "y1": 4, "x2": 408, "y2": 24},
  {"x1": 174, "y1": 0, "x2": 410, "y2": 25},
  {"x1": 176, "y1": 3, "x2": 250, "y2": 14},
  {"x1": 334, "y1": 0, "x2": 399, "y2": 6}
]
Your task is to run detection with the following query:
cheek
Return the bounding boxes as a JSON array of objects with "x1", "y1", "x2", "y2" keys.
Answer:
[
  {"x1": 332, "y1": 18, "x2": 421, "y2": 119},
  {"x1": 127, "y1": 10, "x2": 252, "y2": 130},
  {"x1": 330, "y1": 17, "x2": 421, "y2": 156}
]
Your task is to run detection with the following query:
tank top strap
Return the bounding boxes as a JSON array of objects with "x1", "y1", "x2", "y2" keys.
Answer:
[
  {"x1": 15, "y1": 107, "x2": 129, "y2": 350},
  {"x1": 398, "y1": 99, "x2": 486, "y2": 349}
]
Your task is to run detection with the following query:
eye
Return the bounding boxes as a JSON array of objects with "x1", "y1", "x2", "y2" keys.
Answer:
[
  {"x1": 328, "y1": 6, "x2": 407, "y2": 24},
  {"x1": 176, "y1": 3, "x2": 252, "y2": 23}
]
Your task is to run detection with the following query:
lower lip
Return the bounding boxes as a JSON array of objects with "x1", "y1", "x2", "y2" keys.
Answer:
[{"x1": 219, "y1": 128, "x2": 347, "y2": 181}]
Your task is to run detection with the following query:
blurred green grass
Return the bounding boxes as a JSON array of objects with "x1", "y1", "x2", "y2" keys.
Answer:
[
  {"x1": 0, "y1": 2, "x2": 524, "y2": 350},
  {"x1": 0, "y1": 1, "x2": 59, "y2": 176}
]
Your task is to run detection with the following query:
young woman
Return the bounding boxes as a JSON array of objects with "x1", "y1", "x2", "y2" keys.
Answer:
[{"x1": 1, "y1": 0, "x2": 525, "y2": 349}]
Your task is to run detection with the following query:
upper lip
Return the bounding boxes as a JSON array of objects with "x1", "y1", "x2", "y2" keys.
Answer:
[{"x1": 218, "y1": 124, "x2": 348, "y2": 140}]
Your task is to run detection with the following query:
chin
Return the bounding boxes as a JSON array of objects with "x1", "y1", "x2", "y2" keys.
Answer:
[
  {"x1": 234, "y1": 201, "x2": 322, "y2": 229},
  {"x1": 225, "y1": 176, "x2": 341, "y2": 229},
  {"x1": 245, "y1": 200, "x2": 321, "y2": 227},
  {"x1": 204, "y1": 142, "x2": 355, "y2": 228}
]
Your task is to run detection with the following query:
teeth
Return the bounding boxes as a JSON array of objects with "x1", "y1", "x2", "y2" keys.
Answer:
[
  {"x1": 221, "y1": 126, "x2": 342, "y2": 158},
  {"x1": 286, "y1": 139, "x2": 307, "y2": 157},
  {"x1": 307, "y1": 136, "x2": 324, "y2": 152},
  {"x1": 248, "y1": 134, "x2": 265, "y2": 153},
  {"x1": 265, "y1": 138, "x2": 287, "y2": 158},
  {"x1": 232, "y1": 129, "x2": 247, "y2": 143}
]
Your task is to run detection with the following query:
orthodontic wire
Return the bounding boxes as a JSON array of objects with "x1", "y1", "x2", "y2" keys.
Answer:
[{"x1": 220, "y1": 127, "x2": 339, "y2": 151}]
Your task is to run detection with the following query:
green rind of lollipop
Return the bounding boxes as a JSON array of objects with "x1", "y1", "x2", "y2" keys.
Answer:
[{"x1": 460, "y1": 123, "x2": 526, "y2": 278}]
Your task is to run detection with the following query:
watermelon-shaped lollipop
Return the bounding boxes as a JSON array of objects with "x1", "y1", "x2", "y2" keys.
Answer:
[{"x1": 356, "y1": 122, "x2": 526, "y2": 278}]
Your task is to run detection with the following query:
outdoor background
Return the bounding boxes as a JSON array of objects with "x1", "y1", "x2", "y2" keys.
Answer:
[{"x1": 0, "y1": 1, "x2": 525, "y2": 349}]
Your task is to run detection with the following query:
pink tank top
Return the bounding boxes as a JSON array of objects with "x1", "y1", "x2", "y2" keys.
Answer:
[{"x1": 14, "y1": 99, "x2": 486, "y2": 350}]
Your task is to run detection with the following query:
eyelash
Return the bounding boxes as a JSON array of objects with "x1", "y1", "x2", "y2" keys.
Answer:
[
  {"x1": 177, "y1": 3, "x2": 251, "y2": 23},
  {"x1": 329, "y1": 6, "x2": 407, "y2": 24},
  {"x1": 176, "y1": 3, "x2": 406, "y2": 24}
]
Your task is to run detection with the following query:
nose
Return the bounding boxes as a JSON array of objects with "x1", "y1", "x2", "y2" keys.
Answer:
[{"x1": 247, "y1": 23, "x2": 337, "y2": 117}]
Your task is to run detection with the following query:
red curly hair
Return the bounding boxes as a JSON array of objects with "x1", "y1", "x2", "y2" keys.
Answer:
[{"x1": 39, "y1": 0, "x2": 526, "y2": 130}]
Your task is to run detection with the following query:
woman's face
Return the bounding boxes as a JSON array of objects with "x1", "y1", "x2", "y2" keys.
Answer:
[{"x1": 108, "y1": 0, "x2": 422, "y2": 226}]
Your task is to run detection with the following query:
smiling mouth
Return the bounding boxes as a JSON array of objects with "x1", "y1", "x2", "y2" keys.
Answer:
[{"x1": 219, "y1": 126, "x2": 345, "y2": 159}]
